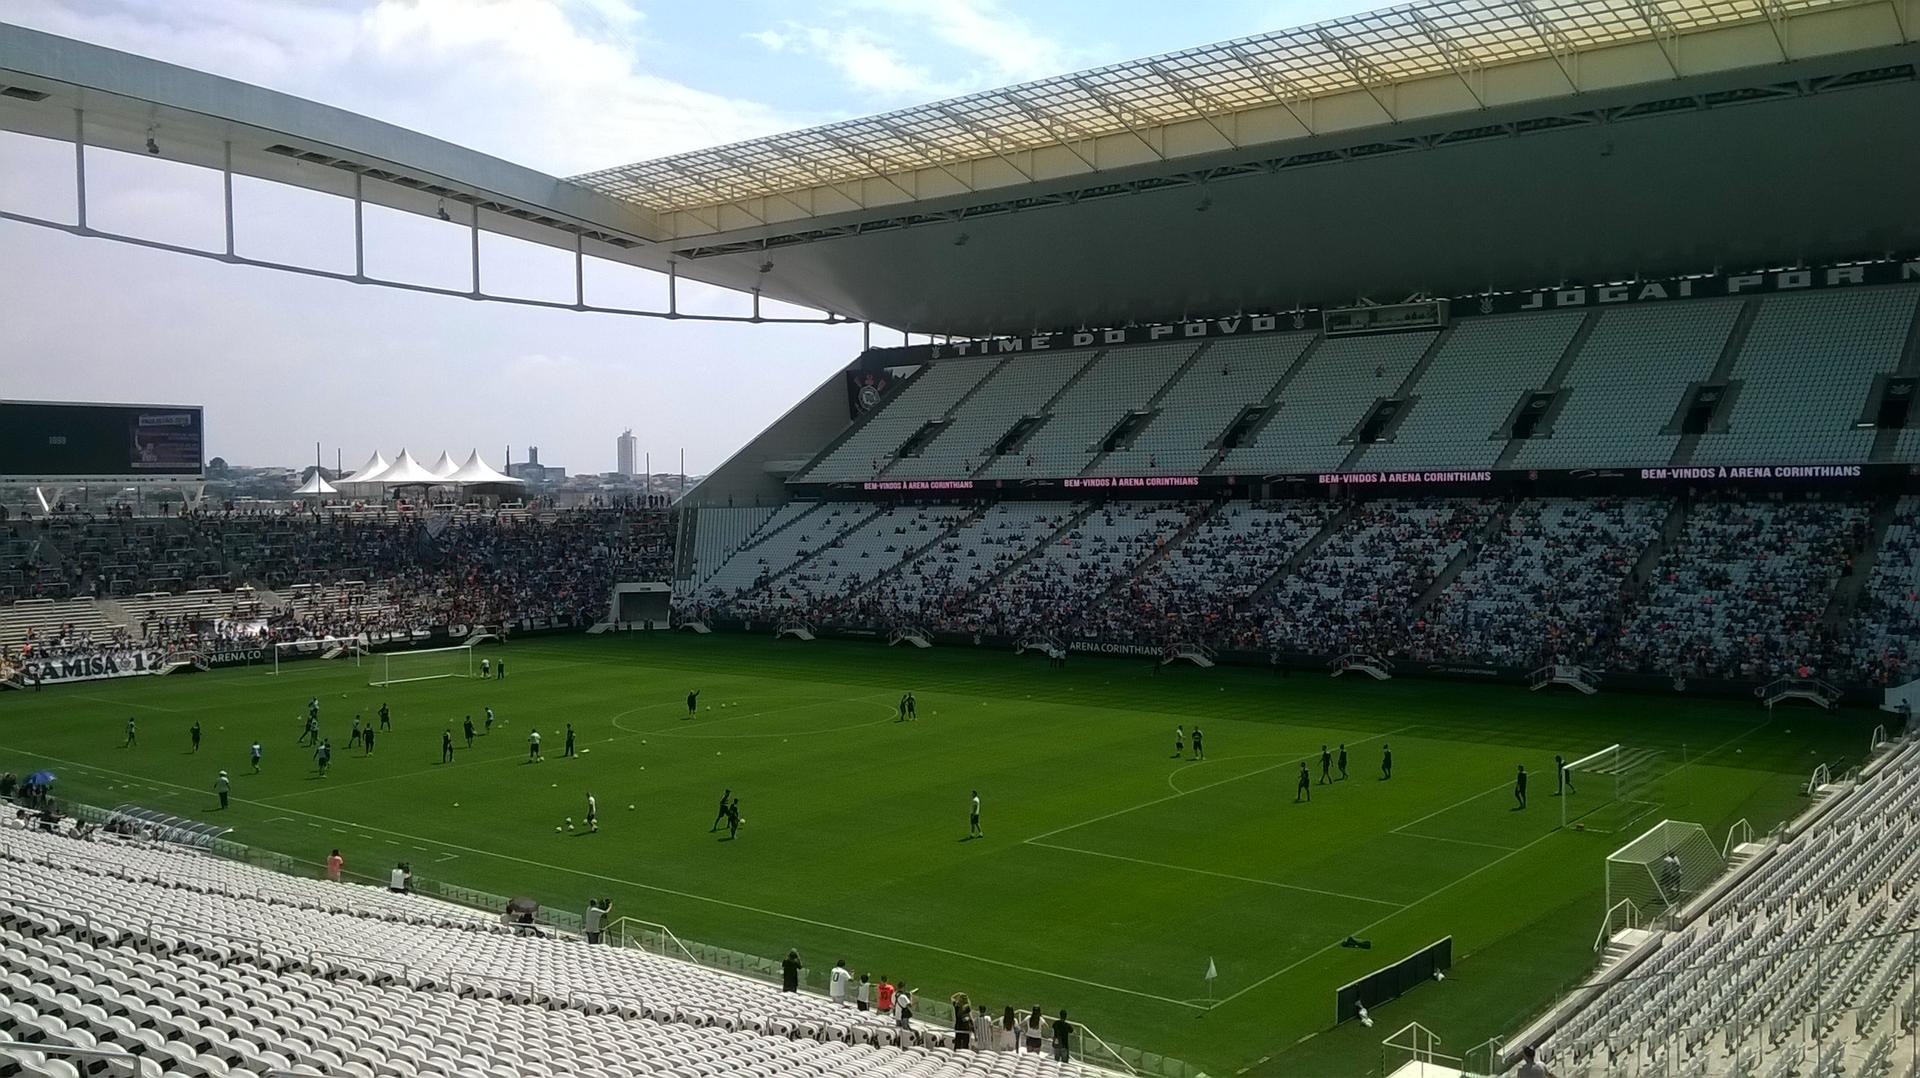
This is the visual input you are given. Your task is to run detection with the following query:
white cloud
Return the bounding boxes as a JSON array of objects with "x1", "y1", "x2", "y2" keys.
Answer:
[
  {"x1": 5, "y1": 0, "x2": 804, "y2": 175},
  {"x1": 750, "y1": 0, "x2": 1080, "y2": 104}
]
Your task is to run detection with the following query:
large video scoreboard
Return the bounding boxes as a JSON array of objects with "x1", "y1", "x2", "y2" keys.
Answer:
[{"x1": 0, "y1": 400, "x2": 205, "y2": 481}]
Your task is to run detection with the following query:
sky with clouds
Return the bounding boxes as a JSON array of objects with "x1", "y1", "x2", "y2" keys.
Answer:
[{"x1": 0, "y1": 0, "x2": 1377, "y2": 474}]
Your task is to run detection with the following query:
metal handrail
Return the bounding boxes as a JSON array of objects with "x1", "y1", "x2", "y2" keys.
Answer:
[
  {"x1": 1723, "y1": 819, "x2": 1755, "y2": 859},
  {"x1": 608, "y1": 915, "x2": 699, "y2": 964}
]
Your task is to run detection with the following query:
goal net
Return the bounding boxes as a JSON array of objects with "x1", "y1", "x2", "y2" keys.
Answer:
[
  {"x1": 1561, "y1": 743, "x2": 1666, "y2": 834},
  {"x1": 1607, "y1": 820, "x2": 1725, "y2": 929},
  {"x1": 268, "y1": 638, "x2": 363, "y2": 674},
  {"x1": 369, "y1": 645, "x2": 475, "y2": 687}
]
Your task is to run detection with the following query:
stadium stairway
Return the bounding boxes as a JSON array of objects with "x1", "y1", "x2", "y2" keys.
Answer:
[
  {"x1": 1824, "y1": 495, "x2": 1900, "y2": 628},
  {"x1": 735, "y1": 504, "x2": 889, "y2": 601},
  {"x1": 1200, "y1": 334, "x2": 1328, "y2": 475},
  {"x1": 1092, "y1": 500, "x2": 1223, "y2": 603},
  {"x1": 841, "y1": 504, "x2": 990, "y2": 603},
  {"x1": 1240, "y1": 502, "x2": 1358, "y2": 607},
  {"x1": 1335, "y1": 325, "x2": 1459, "y2": 471},
  {"x1": 867, "y1": 355, "x2": 1017, "y2": 481},
  {"x1": 1078, "y1": 342, "x2": 1213, "y2": 476},
  {"x1": 1492, "y1": 311, "x2": 1601, "y2": 468},
  {"x1": 1870, "y1": 306, "x2": 1920, "y2": 461},
  {"x1": 962, "y1": 348, "x2": 1108, "y2": 480},
  {"x1": 1409, "y1": 501, "x2": 1511, "y2": 615},
  {"x1": 1621, "y1": 500, "x2": 1689, "y2": 605},
  {"x1": 790, "y1": 367, "x2": 926, "y2": 483},
  {"x1": 961, "y1": 503, "x2": 1098, "y2": 602},
  {"x1": 1666, "y1": 298, "x2": 1761, "y2": 467}
]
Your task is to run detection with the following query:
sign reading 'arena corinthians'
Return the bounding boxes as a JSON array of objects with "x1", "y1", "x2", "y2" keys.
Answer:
[{"x1": 879, "y1": 256, "x2": 1919, "y2": 363}]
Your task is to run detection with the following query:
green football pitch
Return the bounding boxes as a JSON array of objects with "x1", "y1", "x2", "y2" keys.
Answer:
[{"x1": 0, "y1": 634, "x2": 1879, "y2": 1075}]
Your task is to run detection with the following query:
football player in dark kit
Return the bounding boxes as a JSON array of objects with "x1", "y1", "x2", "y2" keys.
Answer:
[{"x1": 1296, "y1": 762, "x2": 1312, "y2": 803}]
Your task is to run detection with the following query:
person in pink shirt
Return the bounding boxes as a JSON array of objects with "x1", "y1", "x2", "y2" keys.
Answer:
[{"x1": 326, "y1": 849, "x2": 344, "y2": 882}]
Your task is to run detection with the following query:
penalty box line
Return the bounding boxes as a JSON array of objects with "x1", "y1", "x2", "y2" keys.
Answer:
[
  {"x1": 14, "y1": 748, "x2": 1205, "y2": 1013},
  {"x1": 1025, "y1": 723, "x2": 1418, "y2": 845},
  {"x1": 1211, "y1": 715, "x2": 1787, "y2": 1011}
]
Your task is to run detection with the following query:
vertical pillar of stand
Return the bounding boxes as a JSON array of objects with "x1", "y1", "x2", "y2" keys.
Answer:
[
  {"x1": 353, "y1": 173, "x2": 365, "y2": 280},
  {"x1": 863, "y1": 322, "x2": 872, "y2": 350},
  {"x1": 667, "y1": 260, "x2": 678, "y2": 317},
  {"x1": 574, "y1": 231, "x2": 585, "y2": 309},
  {"x1": 752, "y1": 287, "x2": 762, "y2": 322},
  {"x1": 73, "y1": 109, "x2": 87, "y2": 231},
  {"x1": 470, "y1": 204, "x2": 482, "y2": 297},
  {"x1": 222, "y1": 141, "x2": 236, "y2": 258}
]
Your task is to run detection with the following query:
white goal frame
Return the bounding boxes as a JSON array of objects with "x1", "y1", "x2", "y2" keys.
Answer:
[
  {"x1": 368, "y1": 645, "x2": 476, "y2": 687},
  {"x1": 1606, "y1": 820, "x2": 1724, "y2": 930},
  {"x1": 1561, "y1": 743, "x2": 1663, "y2": 834},
  {"x1": 267, "y1": 638, "x2": 364, "y2": 675}
]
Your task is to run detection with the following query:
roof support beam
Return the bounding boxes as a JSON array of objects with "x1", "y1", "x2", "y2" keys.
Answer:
[
  {"x1": 820, "y1": 132, "x2": 921, "y2": 203},
  {"x1": 1314, "y1": 29, "x2": 1399, "y2": 122},
  {"x1": 1221, "y1": 43, "x2": 1317, "y2": 135},
  {"x1": 1145, "y1": 61, "x2": 1242, "y2": 149},
  {"x1": 1513, "y1": 0, "x2": 1581, "y2": 93},
  {"x1": 1004, "y1": 93, "x2": 1101, "y2": 174},
  {"x1": 933, "y1": 104, "x2": 1036, "y2": 183},
  {"x1": 1068, "y1": 76, "x2": 1168, "y2": 161},
  {"x1": 1753, "y1": 0, "x2": 1795, "y2": 61},
  {"x1": 1409, "y1": 11, "x2": 1488, "y2": 108},
  {"x1": 870, "y1": 118, "x2": 979, "y2": 193},
  {"x1": 1629, "y1": 0, "x2": 1685, "y2": 79}
]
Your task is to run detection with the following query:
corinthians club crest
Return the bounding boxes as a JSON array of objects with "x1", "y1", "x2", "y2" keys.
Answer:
[{"x1": 847, "y1": 371, "x2": 891, "y2": 417}]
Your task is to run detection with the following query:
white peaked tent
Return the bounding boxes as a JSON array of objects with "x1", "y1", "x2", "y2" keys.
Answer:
[
  {"x1": 428, "y1": 451, "x2": 459, "y2": 479},
  {"x1": 339, "y1": 451, "x2": 392, "y2": 487},
  {"x1": 292, "y1": 471, "x2": 338, "y2": 497},
  {"x1": 376, "y1": 449, "x2": 445, "y2": 486},
  {"x1": 446, "y1": 450, "x2": 524, "y2": 488}
]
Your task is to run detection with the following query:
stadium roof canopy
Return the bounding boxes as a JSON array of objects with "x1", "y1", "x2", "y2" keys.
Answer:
[{"x1": 1, "y1": 1, "x2": 1917, "y2": 336}]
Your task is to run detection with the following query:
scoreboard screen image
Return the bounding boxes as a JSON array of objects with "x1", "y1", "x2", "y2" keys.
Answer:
[{"x1": 0, "y1": 400, "x2": 205, "y2": 480}]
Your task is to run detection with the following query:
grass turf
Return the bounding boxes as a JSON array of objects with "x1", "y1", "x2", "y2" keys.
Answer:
[{"x1": 0, "y1": 633, "x2": 1879, "y2": 1075}]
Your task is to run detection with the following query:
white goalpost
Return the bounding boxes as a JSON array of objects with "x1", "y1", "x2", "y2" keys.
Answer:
[
  {"x1": 1606, "y1": 820, "x2": 1725, "y2": 930},
  {"x1": 1561, "y1": 743, "x2": 1666, "y2": 834},
  {"x1": 368, "y1": 645, "x2": 477, "y2": 687},
  {"x1": 267, "y1": 638, "x2": 364, "y2": 675}
]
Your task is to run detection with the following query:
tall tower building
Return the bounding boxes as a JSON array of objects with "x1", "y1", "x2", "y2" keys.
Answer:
[{"x1": 616, "y1": 429, "x2": 637, "y2": 476}]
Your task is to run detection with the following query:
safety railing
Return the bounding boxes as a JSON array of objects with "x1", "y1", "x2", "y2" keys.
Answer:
[
  {"x1": 1595, "y1": 899, "x2": 1642, "y2": 953},
  {"x1": 1723, "y1": 819, "x2": 1754, "y2": 859}
]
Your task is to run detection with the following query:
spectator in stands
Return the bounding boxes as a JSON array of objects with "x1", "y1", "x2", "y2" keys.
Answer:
[
  {"x1": 996, "y1": 1005, "x2": 1018, "y2": 1051},
  {"x1": 326, "y1": 848, "x2": 343, "y2": 882},
  {"x1": 1051, "y1": 1010, "x2": 1073, "y2": 1062},
  {"x1": 781, "y1": 949, "x2": 801, "y2": 992},
  {"x1": 876, "y1": 975, "x2": 895, "y2": 1017},
  {"x1": 1020, "y1": 1005, "x2": 1047, "y2": 1054},
  {"x1": 389, "y1": 862, "x2": 408, "y2": 893},
  {"x1": 893, "y1": 984, "x2": 914, "y2": 1029},
  {"x1": 1512, "y1": 1044, "x2": 1554, "y2": 1077},
  {"x1": 856, "y1": 973, "x2": 871, "y2": 1012},
  {"x1": 828, "y1": 959, "x2": 851, "y2": 1006},
  {"x1": 584, "y1": 898, "x2": 610, "y2": 944},
  {"x1": 951, "y1": 992, "x2": 973, "y2": 1048}
]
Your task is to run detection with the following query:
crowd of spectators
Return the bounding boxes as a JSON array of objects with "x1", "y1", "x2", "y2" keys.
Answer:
[
  {"x1": 687, "y1": 492, "x2": 1913, "y2": 685},
  {"x1": 1851, "y1": 496, "x2": 1920, "y2": 684},
  {"x1": 1614, "y1": 495, "x2": 1866, "y2": 683},
  {"x1": 0, "y1": 506, "x2": 675, "y2": 671},
  {"x1": 1408, "y1": 498, "x2": 1666, "y2": 669}
]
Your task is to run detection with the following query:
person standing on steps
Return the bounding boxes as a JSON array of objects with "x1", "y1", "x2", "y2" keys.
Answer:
[{"x1": 781, "y1": 949, "x2": 801, "y2": 993}]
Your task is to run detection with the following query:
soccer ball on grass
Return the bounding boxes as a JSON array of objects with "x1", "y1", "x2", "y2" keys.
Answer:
[{"x1": 565, "y1": 818, "x2": 574, "y2": 831}]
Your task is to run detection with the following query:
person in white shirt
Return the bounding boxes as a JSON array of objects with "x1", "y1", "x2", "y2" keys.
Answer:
[
  {"x1": 969, "y1": 791, "x2": 983, "y2": 839},
  {"x1": 481, "y1": 657, "x2": 490, "y2": 678},
  {"x1": 855, "y1": 974, "x2": 872, "y2": 1012},
  {"x1": 893, "y1": 985, "x2": 914, "y2": 1028},
  {"x1": 1512, "y1": 1045, "x2": 1554, "y2": 1077},
  {"x1": 388, "y1": 863, "x2": 407, "y2": 893},
  {"x1": 828, "y1": 959, "x2": 852, "y2": 1006}
]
